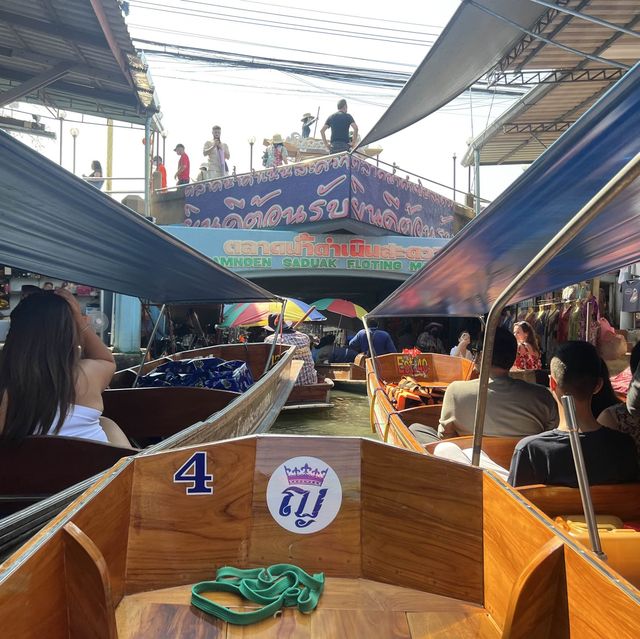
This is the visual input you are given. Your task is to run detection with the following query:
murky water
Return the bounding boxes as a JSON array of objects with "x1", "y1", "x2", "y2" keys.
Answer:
[{"x1": 271, "y1": 389, "x2": 378, "y2": 439}]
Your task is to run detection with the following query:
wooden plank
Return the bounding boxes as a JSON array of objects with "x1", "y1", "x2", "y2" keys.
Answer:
[
  {"x1": 564, "y1": 546, "x2": 640, "y2": 637},
  {"x1": 71, "y1": 462, "x2": 133, "y2": 606},
  {"x1": 125, "y1": 438, "x2": 256, "y2": 593},
  {"x1": 502, "y1": 537, "x2": 565, "y2": 639},
  {"x1": 128, "y1": 604, "x2": 225, "y2": 639},
  {"x1": 362, "y1": 439, "x2": 484, "y2": 603},
  {"x1": 249, "y1": 436, "x2": 361, "y2": 577},
  {"x1": 310, "y1": 610, "x2": 411, "y2": 638},
  {"x1": 517, "y1": 483, "x2": 640, "y2": 521},
  {"x1": 0, "y1": 538, "x2": 68, "y2": 638},
  {"x1": 482, "y1": 475, "x2": 556, "y2": 631},
  {"x1": 63, "y1": 522, "x2": 117, "y2": 639},
  {"x1": 407, "y1": 610, "x2": 500, "y2": 638},
  {"x1": 227, "y1": 608, "x2": 311, "y2": 638}
]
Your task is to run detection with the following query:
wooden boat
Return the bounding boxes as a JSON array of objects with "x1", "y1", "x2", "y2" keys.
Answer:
[
  {"x1": 0, "y1": 434, "x2": 637, "y2": 637},
  {"x1": 112, "y1": 344, "x2": 333, "y2": 414},
  {"x1": 0, "y1": 344, "x2": 298, "y2": 517},
  {"x1": 366, "y1": 352, "x2": 475, "y2": 451},
  {"x1": 315, "y1": 362, "x2": 367, "y2": 394}
]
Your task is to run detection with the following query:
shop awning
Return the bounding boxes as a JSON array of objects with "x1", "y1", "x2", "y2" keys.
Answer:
[
  {"x1": 0, "y1": 129, "x2": 275, "y2": 303},
  {"x1": 369, "y1": 63, "x2": 640, "y2": 318},
  {"x1": 359, "y1": 0, "x2": 547, "y2": 147}
]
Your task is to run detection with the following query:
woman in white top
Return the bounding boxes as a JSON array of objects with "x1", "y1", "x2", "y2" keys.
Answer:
[
  {"x1": 450, "y1": 331, "x2": 474, "y2": 361},
  {"x1": 0, "y1": 288, "x2": 129, "y2": 445}
]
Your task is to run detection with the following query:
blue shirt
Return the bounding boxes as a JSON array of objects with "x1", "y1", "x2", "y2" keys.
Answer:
[{"x1": 349, "y1": 328, "x2": 396, "y2": 356}]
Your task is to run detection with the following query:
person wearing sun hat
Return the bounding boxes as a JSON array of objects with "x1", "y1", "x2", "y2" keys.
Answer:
[
  {"x1": 264, "y1": 133, "x2": 289, "y2": 168},
  {"x1": 301, "y1": 112, "x2": 317, "y2": 138}
]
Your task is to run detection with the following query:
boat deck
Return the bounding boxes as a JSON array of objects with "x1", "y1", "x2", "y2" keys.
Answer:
[{"x1": 116, "y1": 577, "x2": 499, "y2": 638}]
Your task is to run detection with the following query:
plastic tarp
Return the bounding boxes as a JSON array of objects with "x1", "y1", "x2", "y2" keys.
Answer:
[
  {"x1": 359, "y1": 0, "x2": 547, "y2": 147},
  {"x1": 369, "y1": 63, "x2": 640, "y2": 318},
  {"x1": 0, "y1": 129, "x2": 274, "y2": 304}
]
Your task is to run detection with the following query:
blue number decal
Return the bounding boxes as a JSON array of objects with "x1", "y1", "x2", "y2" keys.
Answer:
[{"x1": 173, "y1": 451, "x2": 214, "y2": 495}]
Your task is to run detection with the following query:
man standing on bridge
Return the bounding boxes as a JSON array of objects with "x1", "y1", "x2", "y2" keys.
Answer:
[{"x1": 321, "y1": 99, "x2": 358, "y2": 154}]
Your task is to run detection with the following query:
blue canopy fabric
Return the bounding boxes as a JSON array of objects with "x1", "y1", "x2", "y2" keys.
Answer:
[
  {"x1": 370, "y1": 63, "x2": 640, "y2": 318},
  {"x1": 0, "y1": 129, "x2": 274, "y2": 304},
  {"x1": 359, "y1": 0, "x2": 546, "y2": 147}
]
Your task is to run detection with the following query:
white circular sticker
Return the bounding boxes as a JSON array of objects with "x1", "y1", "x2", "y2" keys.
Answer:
[{"x1": 266, "y1": 456, "x2": 342, "y2": 534}]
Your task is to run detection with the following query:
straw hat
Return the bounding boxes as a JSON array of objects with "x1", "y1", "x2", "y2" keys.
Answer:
[
  {"x1": 301, "y1": 113, "x2": 314, "y2": 122},
  {"x1": 271, "y1": 133, "x2": 284, "y2": 144}
]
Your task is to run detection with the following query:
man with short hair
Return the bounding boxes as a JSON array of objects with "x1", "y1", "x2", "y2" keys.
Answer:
[
  {"x1": 349, "y1": 319, "x2": 396, "y2": 356},
  {"x1": 321, "y1": 99, "x2": 358, "y2": 154},
  {"x1": 437, "y1": 327, "x2": 558, "y2": 440},
  {"x1": 508, "y1": 341, "x2": 638, "y2": 487},
  {"x1": 173, "y1": 144, "x2": 190, "y2": 185}
]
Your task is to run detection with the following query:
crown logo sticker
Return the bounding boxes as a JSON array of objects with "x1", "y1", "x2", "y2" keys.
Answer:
[{"x1": 284, "y1": 463, "x2": 328, "y2": 487}]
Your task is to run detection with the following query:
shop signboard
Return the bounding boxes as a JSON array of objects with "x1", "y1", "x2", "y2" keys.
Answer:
[
  {"x1": 164, "y1": 227, "x2": 449, "y2": 277},
  {"x1": 183, "y1": 155, "x2": 454, "y2": 239}
]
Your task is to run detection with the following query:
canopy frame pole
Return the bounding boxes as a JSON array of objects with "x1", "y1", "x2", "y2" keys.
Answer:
[
  {"x1": 470, "y1": 150, "x2": 640, "y2": 466},
  {"x1": 263, "y1": 299, "x2": 288, "y2": 376},
  {"x1": 474, "y1": 148, "x2": 481, "y2": 216},
  {"x1": 561, "y1": 395, "x2": 606, "y2": 560},
  {"x1": 133, "y1": 303, "x2": 166, "y2": 388}
]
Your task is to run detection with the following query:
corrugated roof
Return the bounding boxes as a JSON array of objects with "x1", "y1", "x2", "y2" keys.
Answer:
[
  {"x1": 463, "y1": 0, "x2": 640, "y2": 166},
  {"x1": 0, "y1": 0, "x2": 157, "y2": 124}
]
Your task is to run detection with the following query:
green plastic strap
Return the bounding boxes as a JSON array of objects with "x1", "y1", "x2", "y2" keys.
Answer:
[{"x1": 191, "y1": 564, "x2": 325, "y2": 625}]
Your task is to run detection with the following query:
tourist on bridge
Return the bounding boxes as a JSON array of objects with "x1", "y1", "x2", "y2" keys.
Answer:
[
  {"x1": 349, "y1": 320, "x2": 396, "y2": 357},
  {"x1": 264, "y1": 314, "x2": 317, "y2": 386},
  {"x1": 321, "y1": 98, "x2": 358, "y2": 154},
  {"x1": 203, "y1": 125, "x2": 230, "y2": 179},
  {"x1": 301, "y1": 112, "x2": 317, "y2": 138},
  {"x1": 173, "y1": 144, "x2": 190, "y2": 185},
  {"x1": 153, "y1": 155, "x2": 167, "y2": 189},
  {"x1": 264, "y1": 134, "x2": 289, "y2": 168}
]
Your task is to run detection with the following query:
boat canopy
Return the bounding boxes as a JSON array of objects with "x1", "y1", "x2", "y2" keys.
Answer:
[
  {"x1": 359, "y1": 0, "x2": 547, "y2": 147},
  {"x1": 0, "y1": 130, "x2": 275, "y2": 304},
  {"x1": 369, "y1": 63, "x2": 640, "y2": 318}
]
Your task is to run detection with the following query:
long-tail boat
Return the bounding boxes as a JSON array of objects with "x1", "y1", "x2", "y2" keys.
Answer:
[{"x1": 0, "y1": 434, "x2": 637, "y2": 637}]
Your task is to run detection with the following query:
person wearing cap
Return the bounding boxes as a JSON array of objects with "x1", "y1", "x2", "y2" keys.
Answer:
[
  {"x1": 203, "y1": 125, "x2": 230, "y2": 179},
  {"x1": 416, "y1": 321, "x2": 446, "y2": 354},
  {"x1": 320, "y1": 98, "x2": 358, "y2": 154},
  {"x1": 196, "y1": 162, "x2": 209, "y2": 182},
  {"x1": 264, "y1": 314, "x2": 317, "y2": 386},
  {"x1": 173, "y1": 144, "x2": 190, "y2": 185},
  {"x1": 264, "y1": 134, "x2": 289, "y2": 168},
  {"x1": 301, "y1": 113, "x2": 317, "y2": 138}
]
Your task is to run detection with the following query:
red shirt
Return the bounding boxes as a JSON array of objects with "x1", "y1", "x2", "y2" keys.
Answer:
[
  {"x1": 177, "y1": 153, "x2": 190, "y2": 181},
  {"x1": 157, "y1": 163, "x2": 167, "y2": 188}
]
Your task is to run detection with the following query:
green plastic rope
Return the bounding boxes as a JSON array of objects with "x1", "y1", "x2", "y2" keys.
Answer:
[{"x1": 191, "y1": 564, "x2": 325, "y2": 625}]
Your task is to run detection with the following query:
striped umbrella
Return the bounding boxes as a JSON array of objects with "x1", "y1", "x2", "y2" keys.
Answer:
[
  {"x1": 219, "y1": 298, "x2": 325, "y2": 327},
  {"x1": 312, "y1": 298, "x2": 368, "y2": 319}
]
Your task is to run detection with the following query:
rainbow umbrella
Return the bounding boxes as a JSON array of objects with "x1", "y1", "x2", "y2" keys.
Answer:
[
  {"x1": 312, "y1": 298, "x2": 368, "y2": 319},
  {"x1": 219, "y1": 298, "x2": 325, "y2": 328}
]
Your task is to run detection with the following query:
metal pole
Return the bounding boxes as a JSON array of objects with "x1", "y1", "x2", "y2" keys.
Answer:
[
  {"x1": 263, "y1": 298, "x2": 288, "y2": 375},
  {"x1": 72, "y1": 137, "x2": 77, "y2": 174},
  {"x1": 312, "y1": 106, "x2": 320, "y2": 138},
  {"x1": 362, "y1": 316, "x2": 383, "y2": 384},
  {"x1": 250, "y1": 141, "x2": 254, "y2": 172},
  {"x1": 470, "y1": 150, "x2": 640, "y2": 466},
  {"x1": 452, "y1": 153, "x2": 457, "y2": 201},
  {"x1": 474, "y1": 148, "x2": 481, "y2": 216},
  {"x1": 106, "y1": 119, "x2": 114, "y2": 193},
  {"x1": 133, "y1": 304, "x2": 166, "y2": 387},
  {"x1": 561, "y1": 395, "x2": 606, "y2": 560},
  {"x1": 59, "y1": 117, "x2": 63, "y2": 165},
  {"x1": 144, "y1": 115, "x2": 152, "y2": 218}
]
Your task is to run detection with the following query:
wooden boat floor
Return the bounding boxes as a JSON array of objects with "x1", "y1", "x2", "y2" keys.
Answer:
[{"x1": 117, "y1": 577, "x2": 500, "y2": 638}]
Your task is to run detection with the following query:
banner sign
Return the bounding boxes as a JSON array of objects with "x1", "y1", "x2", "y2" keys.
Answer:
[
  {"x1": 164, "y1": 227, "x2": 449, "y2": 276},
  {"x1": 183, "y1": 155, "x2": 454, "y2": 238}
]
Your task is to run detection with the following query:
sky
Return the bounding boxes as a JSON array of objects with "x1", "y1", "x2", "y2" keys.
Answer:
[{"x1": 2, "y1": 0, "x2": 527, "y2": 204}]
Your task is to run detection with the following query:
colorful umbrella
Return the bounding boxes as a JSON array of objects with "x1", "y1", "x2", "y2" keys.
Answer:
[
  {"x1": 219, "y1": 298, "x2": 325, "y2": 327},
  {"x1": 312, "y1": 298, "x2": 368, "y2": 319}
]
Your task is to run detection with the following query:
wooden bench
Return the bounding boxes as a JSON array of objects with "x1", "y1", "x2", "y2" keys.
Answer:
[
  {"x1": 424, "y1": 435, "x2": 521, "y2": 470},
  {"x1": 0, "y1": 435, "x2": 137, "y2": 516}
]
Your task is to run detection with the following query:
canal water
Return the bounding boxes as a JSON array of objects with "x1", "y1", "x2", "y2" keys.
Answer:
[{"x1": 271, "y1": 389, "x2": 379, "y2": 439}]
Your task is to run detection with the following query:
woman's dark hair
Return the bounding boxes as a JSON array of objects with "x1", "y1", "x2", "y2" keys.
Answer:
[
  {"x1": 0, "y1": 292, "x2": 79, "y2": 441},
  {"x1": 91, "y1": 160, "x2": 102, "y2": 173},
  {"x1": 591, "y1": 357, "x2": 619, "y2": 418},
  {"x1": 630, "y1": 341, "x2": 640, "y2": 377},
  {"x1": 514, "y1": 320, "x2": 540, "y2": 354}
]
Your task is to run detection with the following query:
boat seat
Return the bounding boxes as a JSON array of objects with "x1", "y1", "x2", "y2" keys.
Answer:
[
  {"x1": 424, "y1": 435, "x2": 521, "y2": 470},
  {"x1": 0, "y1": 435, "x2": 138, "y2": 517}
]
